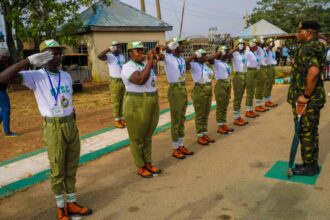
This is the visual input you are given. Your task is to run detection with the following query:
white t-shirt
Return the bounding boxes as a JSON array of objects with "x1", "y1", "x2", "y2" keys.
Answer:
[
  {"x1": 19, "y1": 69, "x2": 74, "y2": 117},
  {"x1": 256, "y1": 47, "x2": 268, "y2": 66},
  {"x1": 232, "y1": 51, "x2": 248, "y2": 73},
  {"x1": 164, "y1": 53, "x2": 186, "y2": 83},
  {"x1": 246, "y1": 51, "x2": 259, "y2": 68},
  {"x1": 267, "y1": 50, "x2": 276, "y2": 65},
  {"x1": 106, "y1": 53, "x2": 125, "y2": 78},
  {"x1": 190, "y1": 62, "x2": 213, "y2": 83},
  {"x1": 214, "y1": 59, "x2": 231, "y2": 80},
  {"x1": 327, "y1": 50, "x2": 330, "y2": 62},
  {"x1": 121, "y1": 60, "x2": 157, "y2": 93}
]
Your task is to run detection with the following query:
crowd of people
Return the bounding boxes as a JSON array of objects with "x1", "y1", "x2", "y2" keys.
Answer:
[{"x1": 0, "y1": 20, "x2": 328, "y2": 220}]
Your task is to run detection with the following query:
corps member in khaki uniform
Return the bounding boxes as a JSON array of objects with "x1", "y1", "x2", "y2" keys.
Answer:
[
  {"x1": 121, "y1": 41, "x2": 162, "y2": 178},
  {"x1": 162, "y1": 37, "x2": 195, "y2": 159},
  {"x1": 188, "y1": 49, "x2": 216, "y2": 145},
  {"x1": 0, "y1": 39, "x2": 92, "y2": 220},
  {"x1": 98, "y1": 41, "x2": 126, "y2": 128}
]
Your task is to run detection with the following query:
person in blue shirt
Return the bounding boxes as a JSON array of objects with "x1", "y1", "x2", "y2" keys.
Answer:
[{"x1": 281, "y1": 45, "x2": 289, "y2": 66}]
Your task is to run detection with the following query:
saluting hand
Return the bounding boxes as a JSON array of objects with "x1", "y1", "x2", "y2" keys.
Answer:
[{"x1": 28, "y1": 51, "x2": 54, "y2": 67}]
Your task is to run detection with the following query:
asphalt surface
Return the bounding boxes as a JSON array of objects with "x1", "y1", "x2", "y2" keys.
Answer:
[{"x1": 1, "y1": 83, "x2": 330, "y2": 220}]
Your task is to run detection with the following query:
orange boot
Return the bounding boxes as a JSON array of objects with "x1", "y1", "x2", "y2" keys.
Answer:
[
  {"x1": 203, "y1": 134, "x2": 215, "y2": 143},
  {"x1": 120, "y1": 119, "x2": 126, "y2": 126},
  {"x1": 172, "y1": 149, "x2": 186, "y2": 159},
  {"x1": 115, "y1": 120, "x2": 125, "y2": 129},
  {"x1": 223, "y1": 125, "x2": 234, "y2": 133},
  {"x1": 197, "y1": 136, "x2": 209, "y2": 145},
  {"x1": 217, "y1": 125, "x2": 228, "y2": 134},
  {"x1": 255, "y1": 106, "x2": 267, "y2": 112},
  {"x1": 57, "y1": 206, "x2": 69, "y2": 220},
  {"x1": 234, "y1": 117, "x2": 249, "y2": 126},
  {"x1": 178, "y1": 146, "x2": 194, "y2": 155},
  {"x1": 145, "y1": 164, "x2": 161, "y2": 174},
  {"x1": 265, "y1": 101, "x2": 278, "y2": 107},
  {"x1": 67, "y1": 202, "x2": 93, "y2": 216},
  {"x1": 245, "y1": 110, "x2": 259, "y2": 118},
  {"x1": 137, "y1": 167, "x2": 153, "y2": 178}
]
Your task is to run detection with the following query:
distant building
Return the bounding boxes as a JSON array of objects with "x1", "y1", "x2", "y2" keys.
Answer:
[
  {"x1": 65, "y1": 0, "x2": 172, "y2": 82},
  {"x1": 182, "y1": 36, "x2": 217, "y2": 58}
]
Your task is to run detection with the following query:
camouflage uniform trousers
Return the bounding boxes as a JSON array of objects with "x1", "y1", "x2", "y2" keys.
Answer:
[
  {"x1": 109, "y1": 77, "x2": 126, "y2": 121},
  {"x1": 292, "y1": 106, "x2": 322, "y2": 164}
]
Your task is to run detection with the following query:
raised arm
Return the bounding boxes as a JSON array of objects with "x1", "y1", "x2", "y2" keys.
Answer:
[
  {"x1": 97, "y1": 47, "x2": 112, "y2": 61},
  {"x1": 0, "y1": 51, "x2": 53, "y2": 84},
  {"x1": 129, "y1": 50, "x2": 157, "y2": 85}
]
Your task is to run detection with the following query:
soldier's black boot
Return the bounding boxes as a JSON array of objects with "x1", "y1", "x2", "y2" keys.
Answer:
[
  {"x1": 294, "y1": 162, "x2": 320, "y2": 174},
  {"x1": 293, "y1": 163, "x2": 319, "y2": 176}
]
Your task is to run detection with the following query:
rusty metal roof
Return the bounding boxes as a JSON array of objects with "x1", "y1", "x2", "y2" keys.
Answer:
[{"x1": 80, "y1": 0, "x2": 172, "y2": 32}]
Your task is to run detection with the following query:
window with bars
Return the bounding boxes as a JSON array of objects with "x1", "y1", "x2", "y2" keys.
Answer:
[
  {"x1": 117, "y1": 41, "x2": 158, "y2": 61},
  {"x1": 78, "y1": 45, "x2": 88, "y2": 54}
]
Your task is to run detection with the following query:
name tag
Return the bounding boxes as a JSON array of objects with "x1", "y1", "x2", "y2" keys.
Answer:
[{"x1": 52, "y1": 105, "x2": 64, "y2": 116}]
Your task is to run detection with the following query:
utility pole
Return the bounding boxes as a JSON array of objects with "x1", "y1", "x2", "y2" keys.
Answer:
[
  {"x1": 140, "y1": 0, "x2": 146, "y2": 12},
  {"x1": 179, "y1": 0, "x2": 185, "y2": 38},
  {"x1": 156, "y1": 0, "x2": 162, "y2": 20}
]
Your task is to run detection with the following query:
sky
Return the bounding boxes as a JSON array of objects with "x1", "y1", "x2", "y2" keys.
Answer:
[{"x1": 121, "y1": 0, "x2": 258, "y2": 39}]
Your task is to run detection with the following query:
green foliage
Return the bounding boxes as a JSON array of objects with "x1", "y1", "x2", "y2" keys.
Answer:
[
  {"x1": 249, "y1": 0, "x2": 330, "y2": 35},
  {"x1": 0, "y1": 0, "x2": 112, "y2": 60}
]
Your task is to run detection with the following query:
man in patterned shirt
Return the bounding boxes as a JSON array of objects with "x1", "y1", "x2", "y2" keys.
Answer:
[{"x1": 287, "y1": 21, "x2": 326, "y2": 176}]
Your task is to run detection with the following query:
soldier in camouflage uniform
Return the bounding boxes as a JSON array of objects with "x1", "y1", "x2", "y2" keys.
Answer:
[{"x1": 287, "y1": 21, "x2": 326, "y2": 176}]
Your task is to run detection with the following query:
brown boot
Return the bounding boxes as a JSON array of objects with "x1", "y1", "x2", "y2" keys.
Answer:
[
  {"x1": 115, "y1": 121, "x2": 125, "y2": 129},
  {"x1": 137, "y1": 167, "x2": 153, "y2": 178},
  {"x1": 57, "y1": 206, "x2": 69, "y2": 220},
  {"x1": 144, "y1": 164, "x2": 161, "y2": 174},
  {"x1": 197, "y1": 137, "x2": 209, "y2": 146},
  {"x1": 234, "y1": 117, "x2": 249, "y2": 126},
  {"x1": 178, "y1": 146, "x2": 194, "y2": 155},
  {"x1": 217, "y1": 125, "x2": 228, "y2": 134},
  {"x1": 245, "y1": 110, "x2": 259, "y2": 118},
  {"x1": 203, "y1": 135, "x2": 215, "y2": 143},
  {"x1": 255, "y1": 106, "x2": 267, "y2": 112},
  {"x1": 265, "y1": 101, "x2": 278, "y2": 107},
  {"x1": 172, "y1": 149, "x2": 186, "y2": 159},
  {"x1": 223, "y1": 125, "x2": 234, "y2": 133},
  {"x1": 67, "y1": 202, "x2": 93, "y2": 216},
  {"x1": 120, "y1": 119, "x2": 126, "y2": 126}
]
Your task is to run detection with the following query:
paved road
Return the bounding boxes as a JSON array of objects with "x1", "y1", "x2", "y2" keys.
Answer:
[{"x1": 1, "y1": 83, "x2": 330, "y2": 220}]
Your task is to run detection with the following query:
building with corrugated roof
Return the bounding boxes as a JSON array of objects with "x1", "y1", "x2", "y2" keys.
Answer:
[{"x1": 66, "y1": 0, "x2": 172, "y2": 81}]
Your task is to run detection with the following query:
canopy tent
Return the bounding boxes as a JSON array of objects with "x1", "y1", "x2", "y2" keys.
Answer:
[{"x1": 238, "y1": 19, "x2": 288, "y2": 39}]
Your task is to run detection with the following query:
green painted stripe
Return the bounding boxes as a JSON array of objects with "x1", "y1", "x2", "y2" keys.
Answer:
[
  {"x1": 0, "y1": 104, "x2": 216, "y2": 199},
  {"x1": 0, "y1": 104, "x2": 188, "y2": 167},
  {"x1": 0, "y1": 148, "x2": 47, "y2": 167}
]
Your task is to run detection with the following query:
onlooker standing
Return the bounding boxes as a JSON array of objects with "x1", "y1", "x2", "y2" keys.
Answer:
[
  {"x1": 282, "y1": 45, "x2": 289, "y2": 66},
  {"x1": 275, "y1": 47, "x2": 281, "y2": 66},
  {"x1": 0, "y1": 47, "x2": 18, "y2": 137}
]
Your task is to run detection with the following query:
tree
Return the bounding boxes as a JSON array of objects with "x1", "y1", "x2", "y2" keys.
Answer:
[
  {"x1": 0, "y1": 0, "x2": 111, "y2": 62},
  {"x1": 248, "y1": 0, "x2": 330, "y2": 35}
]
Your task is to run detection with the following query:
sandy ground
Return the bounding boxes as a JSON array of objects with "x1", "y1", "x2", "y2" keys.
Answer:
[
  {"x1": 0, "y1": 73, "x2": 198, "y2": 161},
  {"x1": 1, "y1": 81, "x2": 330, "y2": 220}
]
